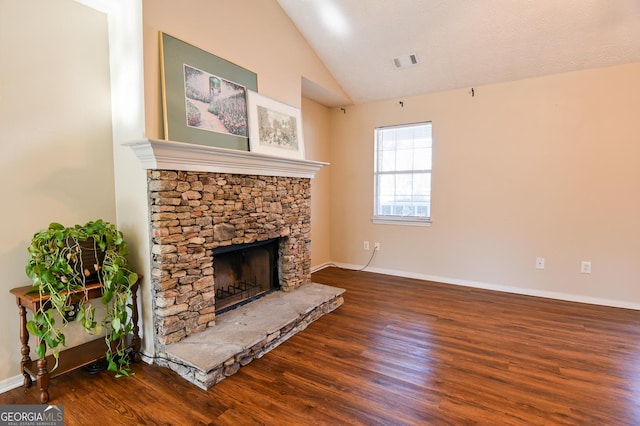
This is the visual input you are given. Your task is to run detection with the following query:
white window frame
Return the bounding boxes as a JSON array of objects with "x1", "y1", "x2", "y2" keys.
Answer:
[{"x1": 373, "y1": 122, "x2": 432, "y2": 226}]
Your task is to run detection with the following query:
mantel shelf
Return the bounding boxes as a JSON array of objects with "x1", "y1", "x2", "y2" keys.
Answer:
[{"x1": 123, "y1": 138, "x2": 328, "y2": 179}]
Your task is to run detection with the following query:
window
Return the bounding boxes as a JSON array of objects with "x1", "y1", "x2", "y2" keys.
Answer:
[{"x1": 374, "y1": 122, "x2": 432, "y2": 225}]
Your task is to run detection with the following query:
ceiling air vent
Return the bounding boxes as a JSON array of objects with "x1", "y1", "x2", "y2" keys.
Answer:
[{"x1": 392, "y1": 53, "x2": 419, "y2": 69}]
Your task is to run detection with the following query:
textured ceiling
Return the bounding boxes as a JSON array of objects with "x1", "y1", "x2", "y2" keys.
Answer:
[{"x1": 277, "y1": 0, "x2": 640, "y2": 106}]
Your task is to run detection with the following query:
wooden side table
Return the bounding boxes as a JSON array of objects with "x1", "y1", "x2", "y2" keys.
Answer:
[{"x1": 9, "y1": 281, "x2": 141, "y2": 403}]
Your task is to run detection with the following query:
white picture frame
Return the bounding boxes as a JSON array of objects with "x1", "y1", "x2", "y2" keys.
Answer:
[{"x1": 247, "y1": 91, "x2": 305, "y2": 160}]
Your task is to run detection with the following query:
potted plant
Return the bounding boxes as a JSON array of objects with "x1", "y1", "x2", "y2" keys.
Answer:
[{"x1": 25, "y1": 219, "x2": 139, "y2": 377}]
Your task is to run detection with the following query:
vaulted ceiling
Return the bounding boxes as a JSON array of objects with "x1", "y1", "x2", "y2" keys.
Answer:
[{"x1": 277, "y1": 0, "x2": 640, "y2": 106}]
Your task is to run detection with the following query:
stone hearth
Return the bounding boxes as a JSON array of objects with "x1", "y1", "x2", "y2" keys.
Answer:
[{"x1": 157, "y1": 282, "x2": 344, "y2": 390}]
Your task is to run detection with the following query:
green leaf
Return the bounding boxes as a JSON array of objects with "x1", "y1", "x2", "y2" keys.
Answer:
[
  {"x1": 112, "y1": 317, "x2": 121, "y2": 331},
  {"x1": 41, "y1": 269, "x2": 56, "y2": 283},
  {"x1": 35, "y1": 343, "x2": 46, "y2": 359},
  {"x1": 115, "y1": 369, "x2": 132, "y2": 378},
  {"x1": 107, "y1": 358, "x2": 117, "y2": 372},
  {"x1": 44, "y1": 334, "x2": 57, "y2": 349},
  {"x1": 111, "y1": 328, "x2": 122, "y2": 340},
  {"x1": 26, "y1": 320, "x2": 39, "y2": 336}
]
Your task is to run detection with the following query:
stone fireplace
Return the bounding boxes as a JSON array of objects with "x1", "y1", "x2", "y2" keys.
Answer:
[
  {"x1": 148, "y1": 170, "x2": 312, "y2": 346},
  {"x1": 125, "y1": 139, "x2": 344, "y2": 389}
]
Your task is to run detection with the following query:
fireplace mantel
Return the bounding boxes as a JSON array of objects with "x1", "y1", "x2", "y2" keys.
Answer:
[{"x1": 123, "y1": 138, "x2": 328, "y2": 178}]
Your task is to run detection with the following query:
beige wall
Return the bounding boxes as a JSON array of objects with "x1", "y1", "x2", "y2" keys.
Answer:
[
  {"x1": 330, "y1": 62, "x2": 640, "y2": 307},
  {"x1": 302, "y1": 97, "x2": 332, "y2": 267},
  {"x1": 142, "y1": 0, "x2": 349, "y2": 139},
  {"x1": 0, "y1": 0, "x2": 115, "y2": 381}
]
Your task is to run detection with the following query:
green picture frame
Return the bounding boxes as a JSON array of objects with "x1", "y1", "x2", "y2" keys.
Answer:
[{"x1": 160, "y1": 32, "x2": 258, "y2": 150}]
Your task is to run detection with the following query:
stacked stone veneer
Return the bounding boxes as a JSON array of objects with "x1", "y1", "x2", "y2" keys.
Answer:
[{"x1": 148, "y1": 170, "x2": 312, "y2": 346}]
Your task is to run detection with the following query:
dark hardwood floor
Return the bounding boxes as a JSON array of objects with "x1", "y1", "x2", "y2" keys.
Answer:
[{"x1": 2, "y1": 267, "x2": 640, "y2": 425}]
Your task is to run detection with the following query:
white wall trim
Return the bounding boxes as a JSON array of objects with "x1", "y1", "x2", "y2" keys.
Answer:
[
  {"x1": 311, "y1": 262, "x2": 336, "y2": 273},
  {"x1": 0, "y1": 375, "x2": 24, "y2": 394},
  {"x1": 315, "y1": 263, "x2": 640, "y2": 311},
  {"x1": 72, "y1": 0, "x2": 156, "y2": 360},
  {"x1": 123, "y1": 138, "x2": 328, "y2": 178}
]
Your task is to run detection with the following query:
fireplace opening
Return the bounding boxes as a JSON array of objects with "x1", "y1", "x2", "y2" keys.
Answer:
[{"x1": 213, "y1": 238, "x2": 280, "y2": 314}]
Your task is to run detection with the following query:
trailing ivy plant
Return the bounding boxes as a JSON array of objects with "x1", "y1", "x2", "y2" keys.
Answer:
[{"x1": 25, "y1": 220, "x2": 139, "y2": 377}]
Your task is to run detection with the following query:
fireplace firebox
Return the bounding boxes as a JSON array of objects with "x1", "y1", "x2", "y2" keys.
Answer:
[{"x1": 213, "y1": 238, "x2": 280, "y2": 314}]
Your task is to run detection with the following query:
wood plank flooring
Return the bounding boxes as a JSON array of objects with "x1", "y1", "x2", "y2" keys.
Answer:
[{"x1": 2, "y1": 267, "x2": 640, "y2": 425}]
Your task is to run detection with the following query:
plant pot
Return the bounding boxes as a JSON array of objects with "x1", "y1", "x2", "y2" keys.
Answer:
[{"x1": 67, "y1": 237, "x2": 105, "y2": 283}]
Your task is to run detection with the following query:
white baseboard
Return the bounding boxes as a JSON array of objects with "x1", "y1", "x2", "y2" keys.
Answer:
[
  {"x1": 316, "y1": 262, "x2": 640, "y2": 311},
  {"x1": 311, "y1": 262, "x2": 338, "y2": 273},
  {"x1": 0, "y1": 374, "x2": 24, "y2": 394}
]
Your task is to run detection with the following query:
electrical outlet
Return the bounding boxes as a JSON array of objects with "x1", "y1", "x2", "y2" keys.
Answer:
[
  {"x1": 374, "y1": 242, "x2": 381, "y2": 251},
  {"x1": 581, "y1": 261, "x2": 591, "y2": 274},
  {"x1": 363, "y1": 241, "x2": 370, "y2": 251},
  {"x1": 535, "y1": 257, "x2": 545, "y2": 270}
]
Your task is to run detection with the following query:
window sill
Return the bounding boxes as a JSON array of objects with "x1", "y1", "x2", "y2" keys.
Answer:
[{"x1": 372, "y1": 217, "x2": 432, "y2": 227}]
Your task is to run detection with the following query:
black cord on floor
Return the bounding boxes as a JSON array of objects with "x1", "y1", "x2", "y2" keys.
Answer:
[
  {"x1": 356, "y1": 247, "x2": 377, "y2": 271},
  {"x1": 319, "y1": 247, "x2": 378, "y2": 272}
]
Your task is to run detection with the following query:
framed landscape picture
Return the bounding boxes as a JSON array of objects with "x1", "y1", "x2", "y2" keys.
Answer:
[
  {"x1": 160, "y1": 32, "x2": 258, "y2": 150},
  {"x1": 247, "y1": 91, "x2": 305, "y2": 160}
]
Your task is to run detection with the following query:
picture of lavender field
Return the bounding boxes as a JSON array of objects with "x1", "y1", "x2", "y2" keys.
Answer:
[{"x1": 183, "y1": 64, "x2": 248, "y2": 137}]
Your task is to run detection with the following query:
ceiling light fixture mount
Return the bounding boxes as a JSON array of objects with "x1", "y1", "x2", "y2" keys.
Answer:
[{"x1": 392, "y1": 53, "x2": 419, "y2": 70}]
